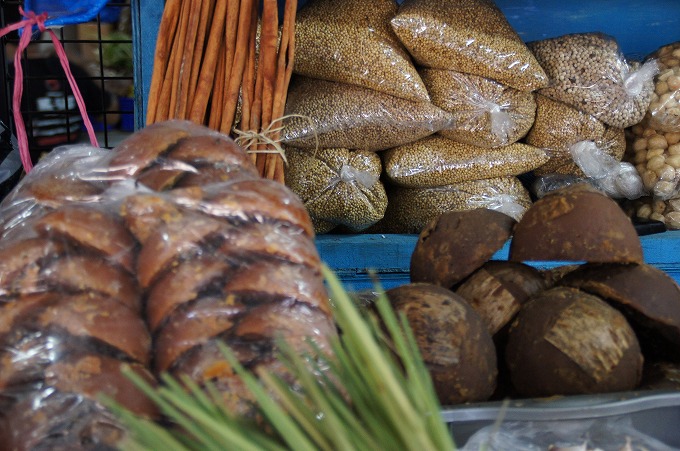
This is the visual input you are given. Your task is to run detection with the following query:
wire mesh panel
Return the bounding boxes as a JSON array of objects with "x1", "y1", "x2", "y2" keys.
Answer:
[{"x1": 0, "y1": 0, "x2": 134, "y2": 164}]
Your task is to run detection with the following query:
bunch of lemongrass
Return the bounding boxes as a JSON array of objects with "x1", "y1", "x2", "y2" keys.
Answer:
[{"x1": 107, "y1": 265, "x2": 456, "y2": 451}]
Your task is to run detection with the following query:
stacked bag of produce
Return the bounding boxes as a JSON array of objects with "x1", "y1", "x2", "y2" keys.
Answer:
[
  {"x1": 283, "y1": 0, "x2": 672, "y2": 235},
  {"x1": 623, "y1": 42, "x2": 680, "y2": 229},
  {"x1": 0, "y1": 120, "x2": 337, "y2": 448},
  {"x1": 281, "y1": 0, "x2": 451, "y2": 233},
  {"x1": 375, "y1": 0, "x2": 550, "y2": 233},
  {"x1": 526, "y1": 32, "x2": 656, "y2": 200},
  {"x1": 284, "y1": 0, "x2": 550, "y2": 234}
]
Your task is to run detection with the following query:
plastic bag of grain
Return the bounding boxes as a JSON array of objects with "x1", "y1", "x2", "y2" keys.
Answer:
[
  {"x1": 294, "y1": 0, "x2": 429, "y2": 102},
  {"x1": 528, "y1": 32, "x2": 658, "y2": 129},
  {"x1": 645, "y1": 41, "x2": 680, "y2": 133},
  {"x1": 626, "y1": 117, "x2": 680, "y2": 200},
  {"x1": 285, "y1": 146, "x2": 387, "y2": 233},
  {"x1": 390, "y1": 0, "x2": 548, "y2": 92},
  {"x1": 382, "y1": 135, "x2": 548, "y2": 188},
  {"x1": 281, "y1": 76, "x2": 453, "y2": 151},
  {"x1": 419, "y1": 69, "x2": 537, "y2": 148},
  {"x1": 373, "y1": 176, "x2": 532, "y2": 233},
  {"x1": 526, "y1": 94, "x2": 626, "y2": 178}
]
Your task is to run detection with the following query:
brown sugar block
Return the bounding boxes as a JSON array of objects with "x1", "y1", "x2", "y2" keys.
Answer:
[
  {"x1": 559, "y1": 262, "x2": 680, "y2": 360},
  {"x1": 505, "y1": 287, "x2": 643, "y2": 397},
  {"x1": 410, "y1": 208, "x2": 515, "y2": 289},
  {"x1": 33, "y1": 204, "x2": 138, "y2": 273},
  {"x1": 509, "y1": 183, "x2": 643, "y2": 263},
  {"x1": 386, "y1": 283, "x2": 497, "y2": 405},
  {"x1": 455, "y1": 260, "x2": 548, "y2": 335},
  {"x1": 44, "y1": 354, "x2": 158, "y2": 418},
  {"x1": 108, "y1": 121, "x2": 192, "y2": 178},
  {"x1": 167, "y1": 133, "x2": 258, "y2": 174}
]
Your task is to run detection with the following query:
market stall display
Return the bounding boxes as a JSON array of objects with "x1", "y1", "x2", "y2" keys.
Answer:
[{"x1": 2, "y1": 0, "x2": 680, "y2": 448}]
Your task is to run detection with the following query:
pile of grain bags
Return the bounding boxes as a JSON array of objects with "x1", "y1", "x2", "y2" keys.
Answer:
[{"x1": 281, "y1": 0, "x2": 451, "y2": 233}]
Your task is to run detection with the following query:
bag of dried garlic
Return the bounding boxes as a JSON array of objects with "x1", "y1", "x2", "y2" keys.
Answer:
[
  {"x1": 390, "y1": 0, "x2": 548, "y2": 92},
  {"x1": 285, "y1": 146, "x2": 387, "y2": 234}
]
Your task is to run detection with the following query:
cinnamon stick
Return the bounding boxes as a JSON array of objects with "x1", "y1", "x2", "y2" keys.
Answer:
[
  {"x1": 167, "y1": 0, "x2": 191, "y2": 119},
  {"x1": 174, "y1": 0, "x2": 203, "y2": 119},
  {"x1": 146, "y1": 0, "x2": 181, "y2": 124},
  {"x1": 221, "y1": 0, "x2": 256, "y2": 135},
  {"x1": 189, "y1": 0, "x2": 229, "y2": 124}
]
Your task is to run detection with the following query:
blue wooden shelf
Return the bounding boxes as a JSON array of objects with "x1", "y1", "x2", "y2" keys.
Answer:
[{"x1": 317, "y1": 230, "x2": 680, "y2": 291}]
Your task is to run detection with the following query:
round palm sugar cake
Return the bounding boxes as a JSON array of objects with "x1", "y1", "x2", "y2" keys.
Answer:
[
  {"x1": 411, "y1": 208, "x2": 515, "y2": 289},
  {"x1": 559, "y1": 262, "x2": 680, "y2": 361},
  {"x1": 505, "y1": 286, "x2": 643, "y2": 397},
  {"x1": 509, "y1": 183, "x2": 643, "y2": 263},
  {"x1": 386, "y1": 283, "x2": 497, "y2": 405}
]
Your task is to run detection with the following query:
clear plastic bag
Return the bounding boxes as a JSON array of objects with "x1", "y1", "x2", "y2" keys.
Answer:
[
  {"x1": 529, "y1": 32, "x2": 658, "y2": 129},
  {"x1": 461, "y1": 416, "x2": 679, "y2": 451},
  {"x1": 294, "y1": 0, "x2": 430, "y2": 102},
  {"x1": 626, "y1": 117, "x2": 680, "y2": 200},
  {"x1": 285, "y1": 146, "x2": 387, "y2": 233},
  {"x1": 282, "y1": 76, "x2": 454, "y2": 151},
  {"x1": 373, "y1": 176, "x2": 532, "y2": 234},
  {"x1": 382, "y1": 135, "x2": 548, "y2": 188},
  {"x1": 420, "y1": 69, "x2": 537, "y2": 148},
  {"x1": 390, "y1": 0, "x2": 548, "y2": 92},
  {"x1": 0, "y1": 120, "x2": 336, "y2": 448},
  {"x1": 526, "y1": 94, "x2": 627, "y2": 178},
  {"x1": 645, "y1": 41, "x2": 680, "y2": 133},
  {"x1": 570, "y1": 141, "x2": 645, "y2": 200}
]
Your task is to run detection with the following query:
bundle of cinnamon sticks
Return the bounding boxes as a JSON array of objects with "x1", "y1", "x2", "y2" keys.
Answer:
[{"x1": 146, "y1": 0, "x2": 297, "y2": 183}]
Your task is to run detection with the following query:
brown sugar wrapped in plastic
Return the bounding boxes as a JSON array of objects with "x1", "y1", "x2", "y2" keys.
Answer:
[
  {"x1": 281, "y1": 76, "x2": 454, "y2": 152},
  {"x1": 294, "y1": 0, "x2": 429, "y2": 102},
  {"x1": 420, "y1": 69, "x2": 537, "y2": 148},
  {"x1": 390, "y1": 0, "x2": 548, "y2": 92},
  {"x1": 285, "y1": 147, "x2": 387, "y2": 234},
  {"x1": 529, "y1": 32, "x2": 658, "y2": 129},
  {"x1": 0, "y1": 120, "x2": 337, "y2": 447}
]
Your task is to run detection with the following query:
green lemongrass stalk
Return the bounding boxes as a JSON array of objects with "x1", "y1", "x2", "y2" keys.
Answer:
[
  {"x1": 108, "y1": 265, "x2": 456, "y2": 450},
  {"x1": 322, "y1": 264, "x2": 455, "y2": 451}
]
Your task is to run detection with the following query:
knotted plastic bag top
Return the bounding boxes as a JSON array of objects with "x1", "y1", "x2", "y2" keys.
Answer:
[{"x1": 24, "y1": 0, "x2": 109, "y2": 28}]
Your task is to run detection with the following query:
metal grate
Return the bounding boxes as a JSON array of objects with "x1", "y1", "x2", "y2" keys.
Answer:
[{"x1": 0, "y1": 0, "x2": 134, "y2": 164}]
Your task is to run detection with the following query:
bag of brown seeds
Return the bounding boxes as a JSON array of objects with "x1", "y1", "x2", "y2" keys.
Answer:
[
  {"x1": 294, "y1": 0, "x2": 430, "y2": 102},
  {"x1": 526, "y1": 94, "x2": 627, "y2": 178},
  {"x1": 390, "y1": 0, "x2": 548, "y2": 92},
  {"x1": 382, "y1": 135, "x2": 548, "y2": 188},
  {"x1": 373, "y1": 176, "x2": 532, "y2": 233},
  {"x1": 285, "y1": 146, "x2": 387, "y2": 233},
  {"x1": 420, "y1": 69, "x2": 537, "y2": 148},
  {"x1": 281, "y1": 76, "x2": 454, "y2": 151},
  {"x1": 528, "y1": 32, "x2": 658, "y2": 129}
]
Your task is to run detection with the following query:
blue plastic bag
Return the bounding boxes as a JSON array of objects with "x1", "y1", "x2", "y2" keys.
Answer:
[{"x1": 24, "y1": 0, "x2": 109, "y2": 28}]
